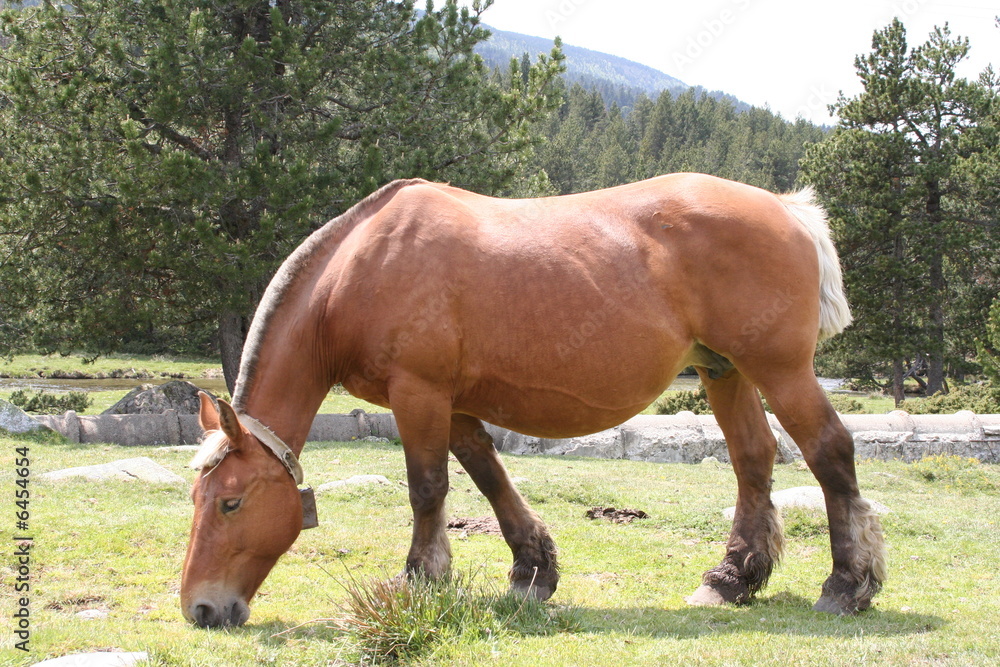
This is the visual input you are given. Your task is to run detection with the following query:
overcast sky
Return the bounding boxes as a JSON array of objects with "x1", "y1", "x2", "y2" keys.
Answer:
[{"x1": 460, "y1": 0, "x2": 998, "y2": 124}]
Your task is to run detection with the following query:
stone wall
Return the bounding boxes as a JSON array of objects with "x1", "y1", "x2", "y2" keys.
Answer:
[{"x1": 33, "y1": 409, "x2": 1000, "y2": 464}]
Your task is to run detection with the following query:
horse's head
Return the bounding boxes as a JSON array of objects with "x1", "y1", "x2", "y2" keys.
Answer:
[{"x1": 180, "y1": 393, "x2": 303, "y2": 628}]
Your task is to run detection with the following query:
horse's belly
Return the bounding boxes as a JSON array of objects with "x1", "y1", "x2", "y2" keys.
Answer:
[
  {"x1": 455, "y1": 349, "x2": 680, "y2": 438},
  {"x1": 458, "y1": 384, "x2": 659, "y2": 438},
  {"x1": 483, "y1": 401, "x2": 653, "y2": 439}
]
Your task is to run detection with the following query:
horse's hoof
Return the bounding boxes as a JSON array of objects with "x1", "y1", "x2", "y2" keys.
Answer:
[
  {"x1": 510, "y1": 579, "x2": 554, "y2": 601},
  {"x1": 685, "y1": 584, "x2": 728, "y2": 607},
  {"x1": 813, "y1": 594, "x2": 859, "y2": 615}
]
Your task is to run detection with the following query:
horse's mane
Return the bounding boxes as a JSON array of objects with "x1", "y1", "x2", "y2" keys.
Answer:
[
  {"x1": 189, "y1": 429, "x2": 229, "y2": 471},
  {"x1": 232, "y1": 179, "x2": 427, "y2": 411}
]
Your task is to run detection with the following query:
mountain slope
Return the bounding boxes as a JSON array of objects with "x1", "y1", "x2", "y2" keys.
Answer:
[
  {"x1": 475, "y1": 27, "x2": 688, "y2": 97},
  {"x1": 476, "y1": 25, "x2": 749, "y2": 111}
]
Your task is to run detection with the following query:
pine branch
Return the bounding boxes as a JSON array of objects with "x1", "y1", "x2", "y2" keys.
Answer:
[{"x1": 127, "y1": 103, "x2": 215, "y2": 161}]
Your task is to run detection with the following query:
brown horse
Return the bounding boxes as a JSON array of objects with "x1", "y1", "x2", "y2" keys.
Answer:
[{"x1": 181, "y1": 173, "x2": 886, "y2": 628}]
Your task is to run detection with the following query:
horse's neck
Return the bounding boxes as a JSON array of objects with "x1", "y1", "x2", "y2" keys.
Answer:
[
  {"x1": 229, "y1": 180, "x2": 425, "y2": 455},
  {"x1": 233, "y1": 332, "x2": 331, "y2": 457}
]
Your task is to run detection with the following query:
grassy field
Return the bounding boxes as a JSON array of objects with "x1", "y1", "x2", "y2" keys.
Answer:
[
  {"x1": 1, "y1": 433, "x2": 998, "y2": 665},
  {"x1": 0, "y1": 354, "x2": 221, "y2": 381}
]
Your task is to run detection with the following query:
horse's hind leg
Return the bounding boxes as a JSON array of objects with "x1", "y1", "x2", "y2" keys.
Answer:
[
  {"x1": 686, "y1": 367, "x2": 785, "y2": 607},
  {"x1": 754, "y1": 367, "x2": 887, "y2": 614},
  {"x1": 449, "y1": 413, "x2": 558, "y2": 600}
]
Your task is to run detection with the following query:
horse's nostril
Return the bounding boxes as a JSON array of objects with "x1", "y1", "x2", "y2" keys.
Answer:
[
  {"x1": 228, "y1": 601, "x2": 251, "y2": 627},
  {"x1": 191, "y1": 602, "x2": 218, "y2": 628}
]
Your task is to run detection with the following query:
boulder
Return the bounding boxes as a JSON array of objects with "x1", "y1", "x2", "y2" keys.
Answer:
[
  {"x1": 723, "y1": 486, "x2": 890, "y2": 520},
  {"x1": 317, "y1": 474, "x2": 391, "y2": 493},
  {"x1": 41, "y1": 457, "x2": 185, "y2": 484},
  {"x1": 0, "y1": 399, "x2": 52, "y2": 435},
  {"x1": 102, "y1": 381, "x2": 213, "y2": 415}
]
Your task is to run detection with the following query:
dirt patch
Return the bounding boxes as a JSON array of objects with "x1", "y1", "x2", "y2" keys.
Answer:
[
  {"x1": 447, "y1": 516, "x2": 502, "y2": 536},
  {"x1": 585, "y1": 507, "x2": 649, "y2": 524},
  {"x1": 45, "y1": 594, "x2": 106, "y2": 611}
]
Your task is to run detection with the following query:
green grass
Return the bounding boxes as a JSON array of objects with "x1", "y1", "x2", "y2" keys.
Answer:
[
  {"x1": 0, "y1": 353, "x2": 221, "y2": 380},
  {"x1": 653, "y1": 387, "x2": 898, "y2": 416},
  {"x1": 1, "y1": 436, "x2": 998, "y2": 665}
]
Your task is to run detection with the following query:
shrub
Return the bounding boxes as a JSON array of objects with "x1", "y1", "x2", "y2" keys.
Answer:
[
  {"x1": 826, "y1": 393, "x2": 866, "y2": 414},
  {"x1": 655, "y1": 386, "x2": 712, "y2": 415},
  {"x1": 901, "y1": 382, "x2": 999, "y2": 414},
  {"x1": 8, "y1": 389, "x2": 92, "y2": 414},
  {"x1": 655, "y1": 385, "x2": 775, "y2": 415}
]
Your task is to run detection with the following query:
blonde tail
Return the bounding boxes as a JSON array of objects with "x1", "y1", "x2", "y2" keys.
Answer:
[{"x1": 779, "y1": 187, "x2": 852, "y2": 341}]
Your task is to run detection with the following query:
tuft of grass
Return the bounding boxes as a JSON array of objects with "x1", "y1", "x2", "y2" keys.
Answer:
[{"x1": 331, "y1": 570, "x2": 577, "y2": 663}]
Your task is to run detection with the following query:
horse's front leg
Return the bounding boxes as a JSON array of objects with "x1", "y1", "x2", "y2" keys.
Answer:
[
  {"x1": 391, "y1": 378, "x2": 454, "y2": 579},
  {"x1": 449, "y1": 414, "x2": 558, "y2": 600}
]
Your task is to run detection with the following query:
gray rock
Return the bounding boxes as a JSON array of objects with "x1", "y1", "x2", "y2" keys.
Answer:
[
  {"x1": 31, "y1": 652, "x2": 148, "y2": 667},
  {"x1": 317, "y1": 474, "x2": 391, "y2": 493},
  {"x1": 0, "y1": 399, "x2": 50, "y2": 435},
  {"x1": 487, "y1": 412, "x2": 796, "y2": 464},
  {"x1": 155, "y1": 445, "x2": 201, "y2": 452},
  {"x1": 74, "y1": 609, "x2": 109, "y2": 620},
  {"x1": 722, "y1": 486, "x2": 890, "y2": 520},
  {"x1": 102, "y1": 381, "x2": 212, "y2": 415},
  {"x1": 41, "y1": 457, "x2": 185, "y2": 484}
]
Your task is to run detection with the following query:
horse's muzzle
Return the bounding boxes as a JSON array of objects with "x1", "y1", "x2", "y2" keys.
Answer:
[{"x1": 185, "y1": 597, "x2": 251, "y2": 628}]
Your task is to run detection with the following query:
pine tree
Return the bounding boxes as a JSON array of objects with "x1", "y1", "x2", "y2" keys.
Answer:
[
  {"x1": 0, "y1": 0, "x2": 565, "y2": 389},
  {"x1": 802, "y1": 19, "x2": 998, "y2": 401},
  {"x1": 979, "y1": 298, "x2": 1000, "y2": 397}
]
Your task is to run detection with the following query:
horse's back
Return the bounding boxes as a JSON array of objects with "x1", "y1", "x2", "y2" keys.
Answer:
[{"x1": 359, "y1": 173, "x2": 821, "y2": 348}]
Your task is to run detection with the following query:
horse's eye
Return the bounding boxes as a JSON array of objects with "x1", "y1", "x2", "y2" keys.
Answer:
[{"x1": 220, "y1": 498, "x2": 242, "y2": 514}]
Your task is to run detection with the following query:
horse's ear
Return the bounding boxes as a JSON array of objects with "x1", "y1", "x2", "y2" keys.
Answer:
[
  {"x1": 197, "y1": 392, "x2": 220, "y2": 432},
  {"x1": 216, "y1": 398, "x2": 245, "y2": 446}
]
